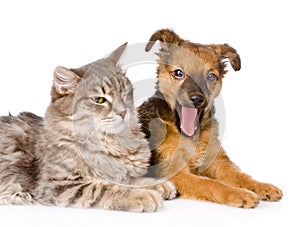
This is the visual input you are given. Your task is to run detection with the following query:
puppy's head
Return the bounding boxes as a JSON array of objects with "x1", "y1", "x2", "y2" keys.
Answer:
[{"x1": 146, "y1": 29, "x2": 241, "y2": 137}]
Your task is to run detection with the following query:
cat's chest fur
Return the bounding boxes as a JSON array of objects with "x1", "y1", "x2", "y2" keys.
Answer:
[{"x1": 75, "y1": 127, "x2": 150, "y2": 184}]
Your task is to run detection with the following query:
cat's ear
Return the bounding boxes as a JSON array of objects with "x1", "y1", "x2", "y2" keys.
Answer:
[
  {"x1": 53, "y1": 66, "x2": 81, "y2": 95},
  {"x1": 107, "y1": 42, "x2": 128, "y2": 65}
]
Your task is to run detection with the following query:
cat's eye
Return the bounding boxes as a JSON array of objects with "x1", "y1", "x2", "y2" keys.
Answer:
[
  {"x1": 94, "y1": 97, "x2": 106, "y2": 104},
  {"x1": 172, "y1": 69, "x2": 185, "y2": 79}
]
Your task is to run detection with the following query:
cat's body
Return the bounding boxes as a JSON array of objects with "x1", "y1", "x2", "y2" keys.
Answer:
[{"x1": 0, "y1": 44, "x2": 176, "y2": 212}]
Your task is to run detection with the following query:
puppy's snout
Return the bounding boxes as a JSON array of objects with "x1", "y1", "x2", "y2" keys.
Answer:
[{"x1": 190, "y1": 95, "x2": 204, "y2": 108}]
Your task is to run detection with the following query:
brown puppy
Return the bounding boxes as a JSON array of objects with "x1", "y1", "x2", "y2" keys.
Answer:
[{"x1": 138, "y1": 29, "x2": 282, "y2": 208}]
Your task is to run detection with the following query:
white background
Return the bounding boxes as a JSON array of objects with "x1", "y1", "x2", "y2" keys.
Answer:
[{"x1": 0, "y1": 0, "x2": 299, "y2": 226}]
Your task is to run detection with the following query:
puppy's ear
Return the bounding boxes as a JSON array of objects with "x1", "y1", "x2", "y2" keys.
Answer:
[
  {"x1": 208, "y1": 44, "x2": 241, "y2": 71},
  {"x1": 53, "y1": 66, "x2": 81, "y2": 95},
  {"x1": 145, "y1": 29, "x2": 182, "y2": 52}
]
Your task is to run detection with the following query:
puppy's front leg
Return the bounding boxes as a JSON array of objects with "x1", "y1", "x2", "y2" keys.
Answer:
[
  {"x1": 202, "y1": 149, "x2": 283, "y2": 201},
  {"x1": 171, "y1": 167, "x2": 259, "y2": 208}
]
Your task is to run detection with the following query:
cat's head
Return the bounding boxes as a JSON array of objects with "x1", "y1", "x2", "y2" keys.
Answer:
[{"x1": 47, "y1": 43, "x2": 136, "y2": 139}]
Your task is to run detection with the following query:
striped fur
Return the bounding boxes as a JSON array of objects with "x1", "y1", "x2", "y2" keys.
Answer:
[{"x1": 0, "y1": 44, "x2": 176, "y2": 212}]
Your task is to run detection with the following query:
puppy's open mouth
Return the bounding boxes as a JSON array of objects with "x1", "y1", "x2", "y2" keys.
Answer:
[{"x1": 176, "y1": 104, "x2": 204, "y2": 137}]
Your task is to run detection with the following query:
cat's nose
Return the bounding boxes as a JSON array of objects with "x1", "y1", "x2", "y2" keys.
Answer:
[{"x1": 118, "y1": 111, "x2": 127, "y2": 119}]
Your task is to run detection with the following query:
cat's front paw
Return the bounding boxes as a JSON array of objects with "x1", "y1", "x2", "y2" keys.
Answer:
[
  {"x1": 125, "y1": 189, "x2": 163, "y2": 212},
  {"x1": 253, "y1": 182, "x2": 283, "y2": 201},
  {"x1": 130, "y1": 177, "x2": 177, "y2": 200},
  {"x1": 151, "y1": 181, "x2": 177, "y2": 200}
]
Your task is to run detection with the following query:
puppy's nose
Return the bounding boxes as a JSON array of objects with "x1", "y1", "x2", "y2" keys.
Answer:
[{"x1": 190, "y1": 95, "x2": 204, "y2": 108}]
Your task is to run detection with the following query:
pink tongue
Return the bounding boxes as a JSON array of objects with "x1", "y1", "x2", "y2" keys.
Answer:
[{"x1": 180, "y1": 107, "x2": 198, "y2": 136}]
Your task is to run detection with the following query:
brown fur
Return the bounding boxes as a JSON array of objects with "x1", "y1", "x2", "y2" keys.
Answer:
[{"x1": 139, "y1": 29, "x2": 282, "y2": 208}]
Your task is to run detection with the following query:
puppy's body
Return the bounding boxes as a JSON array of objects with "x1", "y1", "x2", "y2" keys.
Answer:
[{"x1": 139, "y1": 29, "x2": 282, "y2": 208}]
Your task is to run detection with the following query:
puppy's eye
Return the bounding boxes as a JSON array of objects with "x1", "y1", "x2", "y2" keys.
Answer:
[
  {"x1": 207, "y1": 73, "x2": 217, "y2": 82},
  {"x1": 172, "y1": 69, "x2": 185, "y2": 79},
  {"x1": 93, "y1": 97, "x2": 106, "y2": 104}
]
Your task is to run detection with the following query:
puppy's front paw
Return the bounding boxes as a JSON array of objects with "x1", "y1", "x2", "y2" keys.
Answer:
[
  {"x1": 253, "y1": 182, "x2": 283, "y2": 201},
  {"x1": 227, "y1": 188, "x2": 260, "y2": 208},
  {"x1": 152, "y1": 181, "x2": 177, "y2": 200}
]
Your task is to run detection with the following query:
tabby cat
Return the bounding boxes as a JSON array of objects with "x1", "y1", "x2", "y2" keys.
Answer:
[{"x1": 0, "y1": 43, "x2": 176, "y2": 212}]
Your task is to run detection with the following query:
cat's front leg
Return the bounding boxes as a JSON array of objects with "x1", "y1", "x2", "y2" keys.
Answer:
[
  {"x1": 130, "y1": 178, "x2": 177, "y2": 200},
  {"x1": 37, "y1": 180, "x2": 164, "y2": 212}
]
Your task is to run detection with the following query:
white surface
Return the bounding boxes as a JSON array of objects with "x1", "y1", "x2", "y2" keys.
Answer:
[{"x1": 0, "y1": 0, "x2": 299, "y2": 226}]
